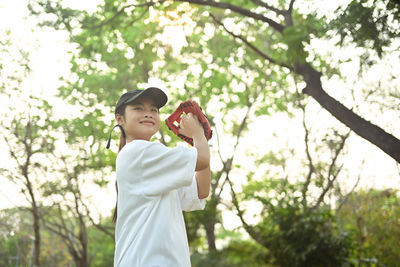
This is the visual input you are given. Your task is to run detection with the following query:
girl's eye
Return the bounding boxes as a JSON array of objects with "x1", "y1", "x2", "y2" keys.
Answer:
[
  {"x1": 152, "y1": 109, "x2": 159, "y2": 113},
  {"x1": 134, "y1": 107, "x2": 143, "y2": 110}
]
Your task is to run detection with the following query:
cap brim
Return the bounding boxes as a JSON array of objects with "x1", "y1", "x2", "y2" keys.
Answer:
[{"x1": 124, "y1": 87, "x2": 168, "y2": 109}]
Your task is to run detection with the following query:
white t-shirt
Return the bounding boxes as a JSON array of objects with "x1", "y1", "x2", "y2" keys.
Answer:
[{"x1": 114, "y1": 140, "x2": 206, "y2": 267}]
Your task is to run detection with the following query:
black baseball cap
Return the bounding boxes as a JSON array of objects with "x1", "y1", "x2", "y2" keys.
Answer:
[
  {"x1": 115, "y1": 87, "x2": 168, "y2": 114},
  {"x1": 106, "y1": 87, "x2": 168, "y2": 149}
]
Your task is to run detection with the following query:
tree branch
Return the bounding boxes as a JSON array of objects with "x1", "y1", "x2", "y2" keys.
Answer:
[
  {"x1": 336, "y1": 160, "x2": 363, "y2": 212},
  {"x1": 94, "y1": 1, "x2": 164, "y2": 29},
  {"x1": 312, "y1": 131, "x2": 351, "y2": 209},
  {"x1": 215, "y1": 87, "x2": 254, "y2": 199},
  {"x1": 42, "y1": 220, "x2": 71, "y2": 241},
  {"x1": 212, "y1": 123, "x2": 228, "y2": 200},
  {"x1": 298, "y1": 94, "x2": 314, "y2": 204},
  {"x1": 227, "y1": 175, "x2": 265, "y2": 246},
  {"x1": 4, "y1": 135, "x2": 23, "y2": 169},
  {"x1": 251, "y1": 0, "x2": 285, "y2": 15},
  {"x1": 295, "y1": 62, "x2": 400, "y2": 164},
  {"x1": 293, "y1": 74, "x2": 318, "y2": 206},
  {"x1": 42, "y1": 205, "x2": 81, "y2": 263},
  {"x1": 283, "y1": 0, "x2": 295, "y2": 26},
  {"x1": 210, "y1": 13, "x2": 292, "y2": 71},
  {"x1": 326, "y1": 131, "x2": 351, "y2": 181},
  {"x1": 175, "y1": 0, "x2": 285, "y2": 32},
  {"x1": 81, "y1": 200, "x2": 115, "y2": 241},
  {"x1": 126, "y1": 6, "x2": 150, "y2": 27},
  {"x1": 288, "y1": 0, "x2": 296, "y2": 12}
]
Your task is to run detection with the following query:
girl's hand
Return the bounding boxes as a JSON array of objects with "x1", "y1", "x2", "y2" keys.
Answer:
[
  {"x1": 179, "y1": 113, "x2": 204, "y2": 139},
  {"x1": 180, "y1": 112, "x2": 210, "y2": 172}
]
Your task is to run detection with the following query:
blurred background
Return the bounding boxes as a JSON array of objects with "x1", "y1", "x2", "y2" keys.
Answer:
[{"x1": 0, "y1": 0, "x2": 399, "y2": 266}]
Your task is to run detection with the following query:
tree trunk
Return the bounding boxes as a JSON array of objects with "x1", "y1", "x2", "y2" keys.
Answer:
[
  {"x1": 202, "y1": 198, "x2": 217, "y2": 251},
  {"x1": 32, "y1": 203, "x2": 41, "y2": 267},
  {"x1": 204, "y1": 219, "x2": 217, "y2": 251},
  {"x1": 294, "y1": 62, "x2": 400, "y2": 163},
  {"x1": 24, "y1": 163, "x2": 41, "y2": 267},
  {"x1": 79, "y1": 225, "x2": 88, "y2": 267}
]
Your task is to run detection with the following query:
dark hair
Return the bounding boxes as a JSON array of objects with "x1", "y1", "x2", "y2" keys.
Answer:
[{"x1": 112, "y1": 105, "x2": 127, "y2": 223}]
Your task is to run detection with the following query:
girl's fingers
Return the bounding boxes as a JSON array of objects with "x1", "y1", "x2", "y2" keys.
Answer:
[{"x1": 179, "y1": 113, "x2": 202, "y2": 136}]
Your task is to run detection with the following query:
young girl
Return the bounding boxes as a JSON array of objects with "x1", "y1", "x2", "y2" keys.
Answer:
[{"x1": 106, "y1": 87, "x2": 210, "y2": 267}]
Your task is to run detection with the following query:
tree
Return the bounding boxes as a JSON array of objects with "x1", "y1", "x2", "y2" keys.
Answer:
[
  {"x1": 29, "y1": 0, "x2": 400, "y2": 162},
  {"x1": 25, "y1": 0, "x2": 400, "y2": 264},
  {"x1": 28, "y1": 0, "x2": 291, "y2": 256},
  {"x1": 222, "y1": 92, "x2": 353, "y2": 265},
  {"x1": 0, "y1": 36, "x2": 57, "y2": 265},
  {"x1": 0, "y1": 25, "x2": 114, "y2": 266},
  {"x1": 36, "y1": 111, "x2": 116, "y2": 266},
  {"x1": 40, "y1": 151, "x2": 114, "y2": 267},
  {"x1": 170, "y1": 0, "x2": 400, "y2": 162},
  {"x1": 0, "y1": 207, "x2": 72, "y2": 267},
  {"x1": 2, "y1": 102, "x2": 48, "y2": 267}
]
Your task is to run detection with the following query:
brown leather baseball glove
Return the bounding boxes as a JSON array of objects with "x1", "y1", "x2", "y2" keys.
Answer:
[{"x1": 165, "y1": 100, "x2": 212, "y2": 146}]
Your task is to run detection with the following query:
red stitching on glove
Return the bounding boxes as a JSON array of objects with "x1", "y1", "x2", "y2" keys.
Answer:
[{"x1": 165, "y1": 100, "x2": 212, "y2": 146}]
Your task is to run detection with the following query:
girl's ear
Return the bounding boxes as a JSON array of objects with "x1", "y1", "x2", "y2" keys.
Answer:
[{"x1": 115, "y1": 113, "x2": 124, "y2": 125}]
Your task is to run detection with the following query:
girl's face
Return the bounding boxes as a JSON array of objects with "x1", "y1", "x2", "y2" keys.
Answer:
[{"x1": 116, "y1": 96, "x2": 161, "y2": 142}]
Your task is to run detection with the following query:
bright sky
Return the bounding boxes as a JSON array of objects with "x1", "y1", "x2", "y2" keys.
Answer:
[{"x1": 0, "y1": 0, "x2": 399, "y2": 232}]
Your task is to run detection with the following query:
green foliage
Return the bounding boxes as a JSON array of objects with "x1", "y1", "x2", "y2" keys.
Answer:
[
  {"x1": 239, "y1": 135, "x2": 353, "y2": 265},
  {"x1": 184, "y1": 210, "x2": 208, "y2": 251},
  {"x1": 0, "y1": 208, "x2": 71, "y2": 266},
  {"x1": 282, "y1": 23, "x2": 308, "y2": 64},
  {"x1": 242, "y1": 177, "x2": 351, "y2": 266},
  {"x1": 282, "y1": 11, "x2": 329, "y2": 64},
  {"x1": 88, "y1": 223, "x2": 115, "y2": 267},
  {"x1": 20, "y1": 0, "x2": 400, "y2": 265},
  {"x1": 330, "y1": 0, "x2": 400, "y2": 58},
  {"x1": 337, "y1": 189, "x2": 400, "y2": 265},
  {"x1": 0, "y1": 209, "x2": 32, "y2": 267},
  {"x1": 0, "y1": 207, "x2": 116, "y2": 266},
  {"x1": 191, "y1": 239, "x2": 272, "y2": 267}
]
